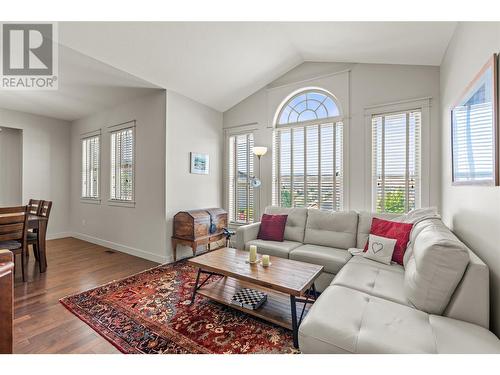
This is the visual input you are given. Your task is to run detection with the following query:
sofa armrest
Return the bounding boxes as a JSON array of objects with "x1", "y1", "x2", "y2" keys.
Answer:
[{"x1": 236, "y1": 222, "x2": 261, "y2": 250}]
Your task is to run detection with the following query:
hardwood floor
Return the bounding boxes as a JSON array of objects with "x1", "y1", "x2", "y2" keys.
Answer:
[{"x1": 13, "y1": 237, "x2": 158, "y2": 353}]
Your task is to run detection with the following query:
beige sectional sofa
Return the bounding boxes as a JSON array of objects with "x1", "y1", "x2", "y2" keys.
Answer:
[{"x1": 236, "y1": 206, "x2": 500, "y2": 353}]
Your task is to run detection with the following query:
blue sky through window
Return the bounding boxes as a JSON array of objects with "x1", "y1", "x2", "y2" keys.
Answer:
[{"x1": 278, "y1": 91, "x2": 339, "y2": 125}]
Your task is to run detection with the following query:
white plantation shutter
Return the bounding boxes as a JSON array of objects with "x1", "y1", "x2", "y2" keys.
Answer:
[
  {"x1": 273, "y1": 89, "x2": 344, "y2": 210},
  {"x1": 372, "y1": 110, "x2": 421, "y2": 213},
  {"x1": 228, "y1": 133, "x2": 254, "y2": 223},
  {"x1": 81, "y1": 134, "x2": 100, "y2": 199},
  {"x1": 335, "y1": 124, "x2": 344, "y2": 210},
  {"x1": 274, "y1": 122, "x2": 343, "y2": 210},
  {"x1": 110, "y1": 125, "x2": 135, "y2": 201},
  {"x1": 292, "y1": 127, "x2": 305, "y2": 207},
  {"x1": 452, "y1": 102, "x2": 495, "y2": 183}
]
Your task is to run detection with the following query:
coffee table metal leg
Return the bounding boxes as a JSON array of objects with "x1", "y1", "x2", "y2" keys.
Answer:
[
  {"x1": 290, "y1": 295, "x2": 299, "y2": 349},
  {"x1": 191, "y1": 268, "x2": 202, "y2": 304},
  {"x1": 311, "y1": 283, "x2": 317, "y2": 299}
]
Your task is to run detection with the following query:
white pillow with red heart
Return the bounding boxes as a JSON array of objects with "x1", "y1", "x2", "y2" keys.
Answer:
[{"x1": 363, "y1": 234, "x2": 397, "y2": 265}]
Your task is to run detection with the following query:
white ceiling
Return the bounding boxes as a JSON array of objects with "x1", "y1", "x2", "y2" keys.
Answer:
[
  {"x1": 0, "y1": 45, "x2": 161, "y2": 121},
  {"x1": 0, "y1": 22, "x2": 457, "y2": 120},
  {"x1": 58, "y1": 22, "x2": 457, "y2": 112}
]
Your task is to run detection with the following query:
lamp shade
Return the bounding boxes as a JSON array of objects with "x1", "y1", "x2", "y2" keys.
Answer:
[{"x1": 253, "y1": 146, "x2": 268, "y2": 157}]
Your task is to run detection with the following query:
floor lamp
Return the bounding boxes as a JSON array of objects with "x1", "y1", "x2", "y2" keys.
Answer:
[{"x1": 252, "y1": 146, "x2": 268, "y2": 218}]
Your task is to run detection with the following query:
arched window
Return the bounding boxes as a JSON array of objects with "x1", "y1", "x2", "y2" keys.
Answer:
[
  {"x1": 277, "y1": 90, "x2": 340, "y2": 125},
  {"x1": 273, "y1": 89, "x2": 344, "y2": 210}
]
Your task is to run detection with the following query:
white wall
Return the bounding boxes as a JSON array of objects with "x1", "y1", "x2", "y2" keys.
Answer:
[
  {"x1": 166, "y1": 91, "x2": 224, "y2": 260},
  {"x1": 223, "y1": 62, "x2": 441, "y2": 214},
  {"x1": 70, "y1": 91, "x2": 168, "y2": 263},
  {"x1": 0, "y1": 127, "x2": 22, "y2": 206},
  {"x1": 0, "y1": 108, "x2": 71, "y2": 237},
  {"x1": 440, "y1": 22, "x2": 500, "y2": 335}
]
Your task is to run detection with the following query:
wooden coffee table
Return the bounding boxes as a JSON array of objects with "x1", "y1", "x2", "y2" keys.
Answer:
[{"x1": 187, "y1": 247, "x2": 323, "y2": 348}]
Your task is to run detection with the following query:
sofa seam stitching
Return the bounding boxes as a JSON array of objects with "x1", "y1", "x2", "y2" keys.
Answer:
[
  {"x1": 427, "y1": 315, "x2": 438, "y2": 353},
  {"x1": 371, "y1": 268, "x2": 380, "y2": 294},
  {"x1": 354, "y1": 294, "x2": 371, "y2": 353}
]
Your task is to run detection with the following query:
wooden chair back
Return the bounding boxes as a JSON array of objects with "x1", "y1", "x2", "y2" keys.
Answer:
[
  {"x1": 0, "y1": 206, "x2": 29, "y2": 246},
  {"x1": 28, "y1": 199, "x2": 43, "y2": 215},
  {"x1": 39, "y1": 200, "x2": 52, "y2": 219}
]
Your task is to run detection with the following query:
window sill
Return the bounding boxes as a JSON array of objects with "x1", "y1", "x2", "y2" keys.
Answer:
[
  {"x1": 108, "y1": 199, "x2": 136, "y2": 208},
  {"x1": 228, "y1": 221, "x2": 254, "y2": 228},
  {"x1": 80, "y1": 198, "x2": 101, "y2": 205}
]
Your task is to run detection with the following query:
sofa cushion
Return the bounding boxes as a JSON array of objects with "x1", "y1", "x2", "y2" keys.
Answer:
[
  {"x1": 257, "y1": 214, "x2": 287, "y2": 242},
  {"x1": 303, "y1": 209, "x2": 358, "y2": 249},
  {"x1": 245, "y1": 239, "x2": 301, "y2": 259},
  {"x1": 331, "y1": 256, "x2": 409, "y2": 306},
  {"x1": 299, "y1": 285, "x2": 500, "y2": 354},
  {"x1": 356, "y1": 211, "x2": 400, "y2": 249},
  {"x1": 404, "y1": 221, "x2": 470, "y2": 315},
  {"x1": 289, "y1": 244, "x2": 351, "y2": 274},
  {"x1": 299, "y1": 285, "x2": 436, "y2": 353},
  {"x1": 402, "y1": 217, "x2": 441, "y2": 267},
  {"x1": 444, "y1": 249, "x2": 490, "y2": 328},
  {"x1": 264, "y1": 206, "x2": 307, "y2": 243}
]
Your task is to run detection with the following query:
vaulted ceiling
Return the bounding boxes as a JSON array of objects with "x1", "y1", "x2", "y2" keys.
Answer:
[
  {"x1": 0, "y1": 22, "x2": 457, "y2": 120},
  {"x1": 59, "y1": 22, "x2": 457, "y2": 112}
]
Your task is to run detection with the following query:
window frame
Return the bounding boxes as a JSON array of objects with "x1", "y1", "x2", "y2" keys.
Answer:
[
  {"x1": 276, "y1": 88, "x2": 341, "y2": 125},
  {"x1": 371, "y1": 109, "x2": 421, "y2": 213},
  {"x1": 80, "y1": 129, "x2": 101, "y2": 204},
  {"x1": 226, "y1": 129, "x2": 255, "y2": 225},
  {"x1": 364, "y1": 98, "x2": 431, "y2": 213},
  {"x1": 108, "y1": 121, "x2": 136, "y2": 208},
  {"x1": 451, "y1": 55, "x2": 498, "y2": 186},
  {"x1": 273, "y1": 89, "x2": 345, "y2": 210}
]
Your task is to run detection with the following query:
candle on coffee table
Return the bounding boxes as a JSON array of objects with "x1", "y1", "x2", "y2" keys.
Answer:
[
  {"x1": 261, "y1": 254, "x2": 270, "y2": 267},
  {"x1": 249, "y1": 245, "x2": 257, "y2": 263}
]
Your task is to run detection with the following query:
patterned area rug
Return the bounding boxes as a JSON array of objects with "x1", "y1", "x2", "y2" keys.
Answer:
[{"x1": 60, "y1": 261, "x2": 296, "y2": 354}]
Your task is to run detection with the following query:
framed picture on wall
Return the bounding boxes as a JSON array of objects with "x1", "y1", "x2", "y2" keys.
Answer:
[
  {"x1": 190, "y1": 152, "x2": 209, "y2": 175},
  {"x1": 451, "y1": 54, "x2": 499, "y2": 186}
]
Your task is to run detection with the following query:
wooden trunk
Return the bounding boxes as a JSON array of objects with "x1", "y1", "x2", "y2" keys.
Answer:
[{"x1": 172, "y1": 208, "x2": 228, "y2": 261}]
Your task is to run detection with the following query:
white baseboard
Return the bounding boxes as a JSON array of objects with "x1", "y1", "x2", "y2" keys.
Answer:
[
  {"x1": 47, "y1": 232, "x2": 73, "y2": 240},
  {"x1": 69, "y1": 232, "x2": 170, "y2": 264}
]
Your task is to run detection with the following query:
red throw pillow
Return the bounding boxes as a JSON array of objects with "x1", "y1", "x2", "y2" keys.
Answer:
[
  {"x1": 257, "y1": 214, "x2": 288, "y2": 242},
  {"x1": 364, "y1": 218, "x2": 413, "y2": 265}
]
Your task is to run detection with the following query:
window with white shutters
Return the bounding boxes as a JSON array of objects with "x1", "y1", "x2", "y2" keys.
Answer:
[
  {"x1": 81, "y1": 134, "x2": 100, "y2": 200},
  {"x1": 372, "y1": 110, "x2": 421, "y2": 213},
  {"x1": 452, "y1": 85, "x2": 495, "y2": 184},
  {"x1": 228, "y1": 133, "x2": 254, "y2": 224},
  {"x1": 110, "y1": 125, "x2": 135, "y2": 202},
  {"x1": 273, "y1": 89, "x2": 343, "y2": 210}
]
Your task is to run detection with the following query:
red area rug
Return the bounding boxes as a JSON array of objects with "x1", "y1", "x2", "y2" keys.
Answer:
[{"x1": 60, "y1": 261, "x2": 296, "y2": 354}]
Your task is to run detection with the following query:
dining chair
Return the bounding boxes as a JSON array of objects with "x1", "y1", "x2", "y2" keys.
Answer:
[
  {"x1": 27, "y1": 200, "x2": 52, "y2": 271},
  {"x1": 38, "y1": 200, "x2": 52, "y2": 219},
  {"x1": 27, "y1": 199, "x2": 43, "y2": 215},
  {"x1": 0, "y1": 206, "x2": 29, "y2": 282},
  {"x1": 26, "y1": 199, "x2": 42, "y2": 259}
]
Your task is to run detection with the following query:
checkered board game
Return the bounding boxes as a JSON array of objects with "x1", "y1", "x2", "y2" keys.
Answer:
[{"x1": 230, "y1": 288, "x2": 267, "y2": 310}]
